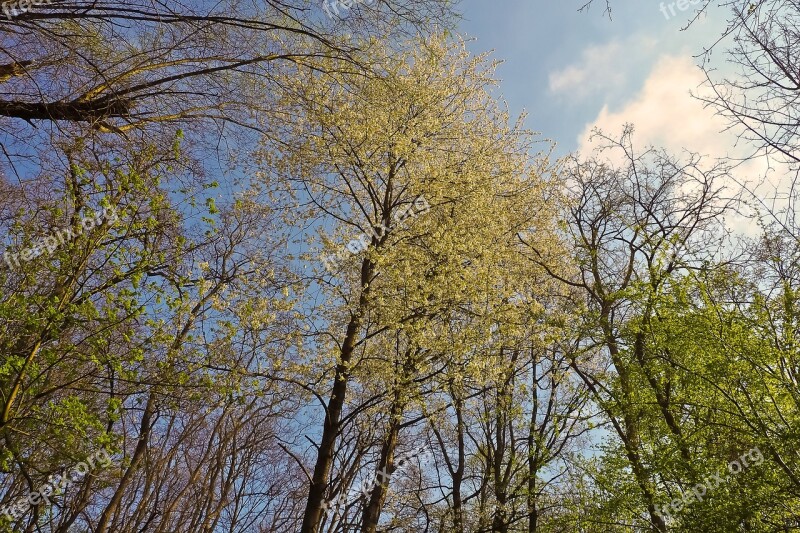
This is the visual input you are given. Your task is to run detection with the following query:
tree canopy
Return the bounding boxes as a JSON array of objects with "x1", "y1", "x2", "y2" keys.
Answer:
[{"x1": 1, "y1": 1, "x2": 800, "y2": 532}]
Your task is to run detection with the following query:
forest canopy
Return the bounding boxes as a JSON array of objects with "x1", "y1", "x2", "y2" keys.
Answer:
[{"x1": 1, "y1": 1, "x2": 799, "y2": 532}]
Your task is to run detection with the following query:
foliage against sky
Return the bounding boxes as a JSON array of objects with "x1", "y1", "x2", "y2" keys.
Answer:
[{"x1": 1, "y1": 1, "x2": 800, "y2": 532}]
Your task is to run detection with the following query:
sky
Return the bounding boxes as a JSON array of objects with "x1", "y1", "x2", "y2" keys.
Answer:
[
  {"x1": 453, "y1": 1, "x2": 797, "y2": 235},
  {"x1": 455, "y1": 0, "x2": 736, "y2": 158}
]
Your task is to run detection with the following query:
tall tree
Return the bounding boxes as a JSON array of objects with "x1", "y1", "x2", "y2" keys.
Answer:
[
  {"x1": 526, "y1": 128, "x2": 735, "y2": 531},
  {"x1": 257, "y1": 37, "x2": 563, "y2": 532}
]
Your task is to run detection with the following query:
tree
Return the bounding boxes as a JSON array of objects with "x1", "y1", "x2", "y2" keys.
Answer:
[
  {"x1": 256, "y1": 37, "x2": 563, "y2": 532},
  {"x1": 0, "y1": 0, "x2": 456, "y2": 134},
  {"x1": 695, "y1": 0, "x2": 800, "y2": 168},
  {"x1": 525, "y1": 127, "x2": 736, "y2": 531},
  {"x1": 0, "y1": 131, "x2": 303, "y2": 532},
  {"x1": 0, "y1": 2, "x2": 460, "y2": 531}
]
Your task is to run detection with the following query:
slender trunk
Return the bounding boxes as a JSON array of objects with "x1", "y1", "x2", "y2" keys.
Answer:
[
  {"x1": 303, "y1": 158, "x2": 396, "y2": 532},
  {"x1": 527, "y1": 472, "x2": 538, "y2": 533},
  {"x1": 491, "y1": 495, "x2": 508, "y2": 533},
  {"x1": 301, "y1": 258, "x2": 374, "y2": 533},
  {"x1": 361, "y1": 352, "x2": 416, "y2": 533},
  {"x1": 491, "y1": 348, "x2": 516, "y2": 533},
  {"x1": 634, "y1": 316, "x2": 694, "y2": 469},
  {"x1": 599, "y1": 306, "x2": 666, "y2": 532},
  {"x1": 527, "y1": 349, "x2": 539, "y2": 533},
  {"x1": 96, "y1": 394, "x2": 155, "y2": 533},
  {"x1": 452, "y1": 393, "x2": 466, "y2": 532},
  {"x1": 1, "y1": 340, "x2": 42, "y2": 428},
  {"x1": 360, "y1": 411, "x2": 401, "y2": 533}
]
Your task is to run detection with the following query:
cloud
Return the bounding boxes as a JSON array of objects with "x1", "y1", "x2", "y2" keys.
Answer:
[
  {"x1": 576, "y1": 54, "x2": 728, "y2": 156},
  {"x1": 575, "y1": 54, "x2": 789, "y2": 236},
  {"x1": 548, "y1": 36, "x2": 658, "y2": 101}
]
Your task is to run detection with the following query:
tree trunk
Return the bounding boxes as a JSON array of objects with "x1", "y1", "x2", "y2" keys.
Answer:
[
  {"x1": 360, "y1": 412, "x2": 401, "y2": 533},
  {"x1": 301, "y1": 258, "x2": 374, "y2": 533},
  {"x1": 601, "y1": 308, "x2": 667, "y2": 532},
  {"x1": 527, "y1": 349, "x2": 539, "y2": 533},
  {"x1": 361, "y1": 351, "x2": 416, "y2": 533},
  {"x1": 96, "y1": 394, "x2": 155, "y2": 533}
]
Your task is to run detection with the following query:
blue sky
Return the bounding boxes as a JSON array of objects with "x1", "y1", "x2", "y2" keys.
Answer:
[{"x1": 456, "y1": 1, "x2": 733, "y2": 158}]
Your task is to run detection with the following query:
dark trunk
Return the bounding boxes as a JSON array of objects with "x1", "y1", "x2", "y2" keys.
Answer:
[{"x1": 301, "y1": 258, "x2": 374, "y2": 533}]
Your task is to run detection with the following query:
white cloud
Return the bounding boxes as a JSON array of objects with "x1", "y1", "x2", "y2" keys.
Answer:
[
  {"x1": 548, "y1": 36, "x2": 658, "y2": 101},
  {"x1": 576, "y1": 55, "x2": 727, "y2": 156},
  {"x1": 574, "y1": 54, "x2": 790, "y2": 236}
]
